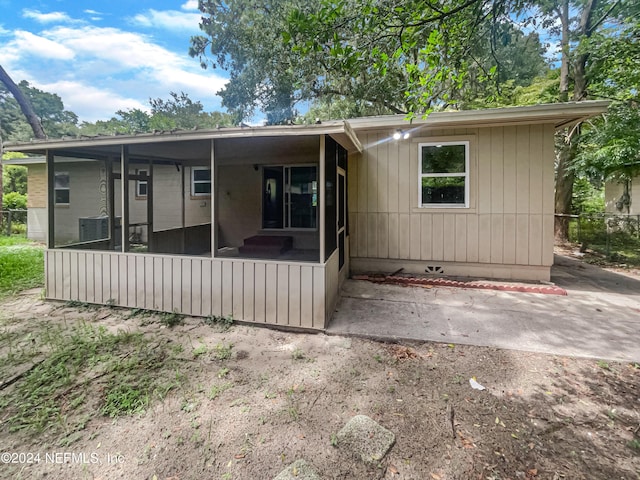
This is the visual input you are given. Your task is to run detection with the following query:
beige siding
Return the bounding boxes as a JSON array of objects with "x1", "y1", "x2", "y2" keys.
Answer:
[
  {"x1": 45, "y1": 250, "x2": 329, "y2": 330},
  {"x1": 350, "y1": 125, "x2": 556, "y2": 280}
]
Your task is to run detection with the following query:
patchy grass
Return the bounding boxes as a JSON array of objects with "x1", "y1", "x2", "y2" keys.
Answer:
[
  {"x1": 0, "y1": 322, "x2": 183, "y2": 434},
  {"x1": 0, "y1": 236, "x2": 44, "y2": 298}
]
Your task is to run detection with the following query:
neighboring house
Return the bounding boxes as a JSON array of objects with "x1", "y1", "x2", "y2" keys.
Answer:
[
  {"x1": 5, "y1": 101, "x2": 608, "y2": 330},
  {"x1": 605, "y1": 179, "x2": 638, "y2": 215},
  {"x1": 5, "y1": 156, "x2": 212, "y2": 244}
]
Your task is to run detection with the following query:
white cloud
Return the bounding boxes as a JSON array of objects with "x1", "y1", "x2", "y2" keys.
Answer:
[
  {"x1": 181, "y1": 0, "x2": 200, "y2": 11},
  {"x1": 38, "y1": 80, "x2": 149, "y2": 121},
  {"x1": 12, "y1": 30, "x2": 75, "y2": 60},
  {"x1": 130, "y1": 9, "x2": 202, "y2": 33},
  {"x1": 83, "y1": 10, "x2": 102, "y2": 15},
  {"x1": 22, "y1": 9, "x2": 74, "y2": 24},
  {"x1": 0, "y1": 23, "x2": 227, "y2": 122}
]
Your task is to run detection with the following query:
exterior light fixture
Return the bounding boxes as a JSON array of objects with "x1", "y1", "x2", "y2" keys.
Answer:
[{"x1": 393, "y1": 129, "x2": 410, "y2": 140}]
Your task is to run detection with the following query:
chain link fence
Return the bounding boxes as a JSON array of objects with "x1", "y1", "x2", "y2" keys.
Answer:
[
  {"x1": 0, "y1": 209, "x2": 28, "y2": 236},
  {"x1": 563, "y1": 213, "x2": 640, "y2": 264}
]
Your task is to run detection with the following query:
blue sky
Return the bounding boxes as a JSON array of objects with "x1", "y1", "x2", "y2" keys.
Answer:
[{"x1": 0, "y1": 0, "x2": 229, "y2": 122}]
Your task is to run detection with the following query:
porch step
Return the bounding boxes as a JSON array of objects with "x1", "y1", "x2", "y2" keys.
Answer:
[{"x1": 238, "y1": 235, "x2": 293, "y2": 257}]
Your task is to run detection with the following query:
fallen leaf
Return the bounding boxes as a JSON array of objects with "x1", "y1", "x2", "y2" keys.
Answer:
[
  {"x1": 527, "y1": 468, "x2": 538, "y2": 476},
  {"x1": 389, "y1": 464, "x2": 399, "y2": 475},
  {"x1": 234, "y1": 454, "x2": 246, "y2": 459},
  {"x1": 430, "y1": 473, "x2": 442, "y2": 480}
]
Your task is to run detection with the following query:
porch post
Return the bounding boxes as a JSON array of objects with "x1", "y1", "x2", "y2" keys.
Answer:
[
  {"x1": 319, "y1": 135, "x2": 326, "y2": 263},
  {"x1": 147, "y1": 158, "x2": 153, "y2": 251},
  {"x1": 211, "y1": 139, "x2": 217, "y2": 256},
  {"x1": 46, "y1": 150, "x2": 55, "y2": 249},
  {"x1": 107, "y1": 158, "x2": 116, "y2": 250},
  {"x1": 121, "y1": 145, "x2": 130, "y2": 252},
  {"x1": 181, "y1": 163, "x2": 186, "y2": 253}
]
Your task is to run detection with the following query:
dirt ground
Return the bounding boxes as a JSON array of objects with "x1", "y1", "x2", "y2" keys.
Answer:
[{"x1": 0, "y1": 290, "x2": 639, "y2": 480}]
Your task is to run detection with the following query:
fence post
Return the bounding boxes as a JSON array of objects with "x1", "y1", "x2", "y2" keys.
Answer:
[{"x1": 6, "y1": 210, "x2": 11, "y2": 236}]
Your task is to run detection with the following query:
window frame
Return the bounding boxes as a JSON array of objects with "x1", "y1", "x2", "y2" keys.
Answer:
[
  {"x1": 136, "y1": 169, "x2": 148, "y2": 198},
  {"x1": 191, "y1": 166, "x2": 212, "y2": 197},
  {"x1": 418, "y1": 141, "x2": 470, "y2": 209},
  {"x1": 54, "y1": 172, "x2": 70, "y2": 205}
]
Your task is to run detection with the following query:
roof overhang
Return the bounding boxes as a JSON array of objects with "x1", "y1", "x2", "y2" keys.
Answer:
[
  {"x1": 347, "y1": 101, "x2": 610, "y2": 132},
  {"x1": 3, "y1": 121, "x2": 363, "y2": 157}
]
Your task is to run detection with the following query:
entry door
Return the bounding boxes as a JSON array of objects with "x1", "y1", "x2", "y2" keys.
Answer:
[{"x1": 338, "y1": 169, "x2": 346, "y2": 270}]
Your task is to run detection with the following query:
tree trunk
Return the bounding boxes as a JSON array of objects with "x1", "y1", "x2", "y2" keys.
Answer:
[
  {"x1": 0, "y1": 65, "x2": 47, "y2": 224},
  {"x1": 554, "y1": 140, "x2": 575, "y2": 242},
  {"x1": 558, "y1": 0, "x2": 570, "y2": 102},
  {"x1": 553, "y1": 0, "x2": 598, "y2": 242},
  {"x1": 0, "y1": 65, "x2": 46, "y2": 139}
]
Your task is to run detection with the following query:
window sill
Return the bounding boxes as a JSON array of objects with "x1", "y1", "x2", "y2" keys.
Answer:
[
  {"x1": 412, "y1": 206, "x2": 476, "y2": 214},
  {"x1": 190, "y1": 195, "x2": 211, "y2": 200}
]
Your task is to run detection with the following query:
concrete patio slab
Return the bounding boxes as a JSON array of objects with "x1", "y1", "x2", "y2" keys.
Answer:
[{"x1": 328, "y1": 256, "x2": 640, "y2": 363}]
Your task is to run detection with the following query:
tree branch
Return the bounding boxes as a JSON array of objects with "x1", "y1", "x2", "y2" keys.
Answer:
[
  {"x1": 589, "y1": 0, "x2": 621, "y2": 34},
  {"x1": 0, "y1": 65, "x2": 46, "y2": 139}
]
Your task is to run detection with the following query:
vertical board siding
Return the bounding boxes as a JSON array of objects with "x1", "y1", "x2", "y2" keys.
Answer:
[
  {"x1": 254, "y1": 263, "x2": 266, "y2": 322},
  {"x1": 288, "y1": 265, "x2": 301, "y2": 327},
  {"x1": 377, "y1": 134, "x2": 389, "y2": 212},
  {"x1": 232, "y1": 261, "x2": 244, "y2": 319},
  {"x1": 377, "y1": 213, "x2": 388, "y2": 258},
  {"x1": 350, "y1": 125, "x2": 554, "y2": 274},
  {"x1": 265, "y1": 263, "x2": 278, "y2": 324},
  {"x1": 388, "y1": 213, "x2": 399, "y2": 259},
  {"x1": 45, "y1": 251, "x2": 330, "y2": 330},
  {"x1": 276, "y1": 264, "x2": 289, "y2": 325},
  {"x1": 300, "y1": 266, "x2": 314, "y2": 328},
  {"x1": 490, "y1": 127, "x2": 505, "y2": 214},
  {"x1": 243, "y1": 262, "x2": 255, "y2": 323}
]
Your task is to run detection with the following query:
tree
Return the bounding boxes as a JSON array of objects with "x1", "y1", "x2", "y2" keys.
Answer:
[
  {"x1": 533, "y1": 0, "x2": 628, "y2": 240},
  {"x1": 0, "y1": 66, "x2": 48, "y2": 222},
  {"x1": 190, "y1": 0, "x2": 309, "y2": 121},
  {"x1": 191, "y1": 0, "x2": 549, "y2": 120},
  {"x1": 79, "y1": 92, "x2": 239, "y2": 135},
  {"x1": 0, "y1": 66, "x2": 46, "y2": 139}
]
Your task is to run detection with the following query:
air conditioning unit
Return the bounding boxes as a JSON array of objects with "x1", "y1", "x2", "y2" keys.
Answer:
[{"x1": 79, "y1": 216, "x2": 121, "y2": 242}]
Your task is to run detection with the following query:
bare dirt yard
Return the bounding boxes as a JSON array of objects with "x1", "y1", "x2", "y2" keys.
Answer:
[{"x1": 0, "y1": 290, "x2": 639, "y2": 480}]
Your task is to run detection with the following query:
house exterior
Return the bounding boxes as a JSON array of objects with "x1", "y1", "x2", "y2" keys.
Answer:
[
  {"x1": 5, "y1": 101, "x2": 608, "y2": 330},
  {"x1": 605, "y1": 179, "x2": 638, "y2": 215}
]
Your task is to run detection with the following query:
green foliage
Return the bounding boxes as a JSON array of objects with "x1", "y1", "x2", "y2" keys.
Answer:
[
  {"x1": 191, "y1": 0, "x2": 548, "y2": 119},
  {"x1": 0, "y1": 240, "x2": 44, "y2": 298},
  {"x1": 79, "y1": 92, "x2": 238, "y2": 135},
  {"x1": 2, "y1": 191, "x2": 26, "y2": 210},
  {"x1": 0, "y1": 80, "x2": 78, "y2": 141},
  {"x1": 2, "y1": 165, "x2": 28, "y2": 195},
  {"x1": 212, "y1": 342, "x2": 233, "y2": 361},
  {"x1": 572, "y1": 177, "x2": 604, "y2": 215},
  {"x1": 575, "y1": 103, "x2": 640, "y2": 184}
]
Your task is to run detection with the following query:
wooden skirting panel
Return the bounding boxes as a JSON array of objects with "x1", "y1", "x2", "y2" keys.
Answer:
[{"x1": 45, "y1": 250, "x2": 328, "y2": 329}]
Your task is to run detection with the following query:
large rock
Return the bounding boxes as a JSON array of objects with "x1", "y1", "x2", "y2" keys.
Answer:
[
  {"x1": 273, "y1": 459, "x2": 321, "y2": 480},
  {"x1": 335, "y1": 414, "x2": 395, "y2": 464}
]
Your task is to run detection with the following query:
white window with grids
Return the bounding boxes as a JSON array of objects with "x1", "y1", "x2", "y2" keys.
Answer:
[
  {"x1": 191, "y1": 167, "x2": 211, "y2": 196},
  {"x1": 419, "y1": 141, "x2": 469, "y2": 208},
  {"x1": 54, "y1": 172, "x2": 70, "y2": 205}
]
